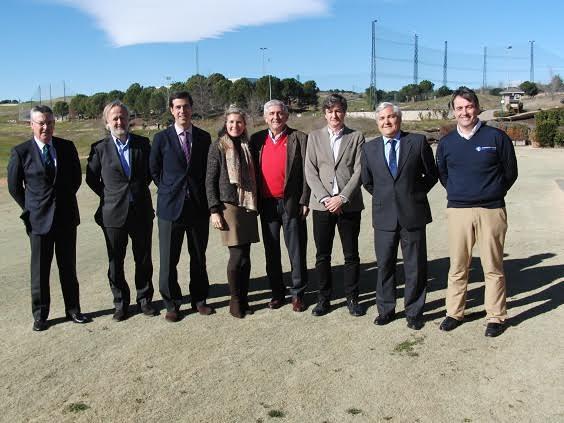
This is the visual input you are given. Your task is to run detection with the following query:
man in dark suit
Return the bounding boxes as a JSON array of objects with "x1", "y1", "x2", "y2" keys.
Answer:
[
  {"x1": 361, "y1": 102, "x2": 438, "y2": 330},
  {"x1": 150, "y1": 91, "x2": 213, "y2": 322},
  {"x1": 7, "y1": 105, "x2": 89, "y2": 331},
  {"x1": 250, "y1": 100, "x2": 310, "y2": 312},
  {"x1": 304, "y1": 94, "x2": 365, "y2": 317},
  {"x1": 86, "y1": 101, "x2": 155, "y2": 321}
]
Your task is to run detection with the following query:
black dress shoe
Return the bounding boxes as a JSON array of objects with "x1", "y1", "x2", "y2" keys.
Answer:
[
  {"x1": 311, "y1": 301, "x2": 330, "y2": 317},
  {"x1": 485, "y1": 322, "x2": 506, "y2": 337},
  {"x1": 373, "y1": 312, "x2": 395, "y2": 326},
  {"x1": 241, "y1": 302, "x2": 254, "y2": 315},
  {"x1": 406, "y1": 316, "x2": 424, "y2": 330},
  {"x1": 140, "y1": 303, "x2": 156, "y2": 317},
  {"x1": 113, "y1": 309, "x2": 128, "y2": 322},
  {"x1": 33, "y1": 320, "x2": 48, "y2": 331},
  {"x1": 439, "y1": 316, "x2": 462, "y2": 332},
  {"x1": 67, "y1": 312, "x2": 90, "y2": 324},
  {"x1": 346, "y1": 298, "x2": 364, "y2": 317}
]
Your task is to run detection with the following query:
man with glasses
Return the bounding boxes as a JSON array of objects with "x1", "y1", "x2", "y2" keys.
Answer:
[{"x1": 8, "y1": 105, "x2": 89, "y2": 331}]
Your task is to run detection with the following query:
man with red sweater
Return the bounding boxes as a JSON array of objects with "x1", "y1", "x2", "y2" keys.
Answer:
[{"x1": 250, "y1": 100, "x2": 310, "y2": 312}]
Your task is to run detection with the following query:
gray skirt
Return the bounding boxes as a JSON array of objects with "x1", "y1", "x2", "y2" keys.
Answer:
[{"x1": 220, "y1": 203, "x2": 259, "y2": 246}]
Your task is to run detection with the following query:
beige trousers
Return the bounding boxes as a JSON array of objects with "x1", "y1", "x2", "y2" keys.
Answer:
[{"x1": 446, "y1": 207, "x2": 508, "y2": 323}]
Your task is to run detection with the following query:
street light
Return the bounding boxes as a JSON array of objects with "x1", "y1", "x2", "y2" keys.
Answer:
[
  {"x1": 506, "y1": 45, "x2": 512, "y2": 89},
  {"x1": 260, "y1": 47, "x2": 272, "y2": 100},
  {"x1": 165, "y1": 76, "x2": 171, "y2": 106}
]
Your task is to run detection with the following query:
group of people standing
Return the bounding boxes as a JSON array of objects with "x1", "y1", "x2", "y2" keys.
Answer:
[{"x1": 7, "y1": 86, "x2": 517, "y2": 338}]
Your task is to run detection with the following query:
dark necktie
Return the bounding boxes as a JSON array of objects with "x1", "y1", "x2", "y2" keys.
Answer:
[
  {"x1": 116, "y1": 140, "x2": 131, "y2": 178},
  {"x1": 42, "y1": 144, "x2": 55, "y2": 181},
  {"x1": 388, "y1": 139, "x2": 398, "y2": 178},
  {"x1": 179, "y1": 131, "x2": 191, "y2": 164}
]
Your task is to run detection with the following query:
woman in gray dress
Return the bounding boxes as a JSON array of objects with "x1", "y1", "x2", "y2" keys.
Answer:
[{"x1": 206, "y1": 106, "x2": 259, "y2": 318}]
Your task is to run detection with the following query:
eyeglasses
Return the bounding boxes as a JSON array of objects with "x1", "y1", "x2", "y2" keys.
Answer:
[{"x1": 31, "y1": 119, "x2": 55, "y2": 127}]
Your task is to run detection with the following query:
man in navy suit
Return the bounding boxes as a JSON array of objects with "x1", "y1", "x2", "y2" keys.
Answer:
[
  {"x1": 150, "y1": 91, "x2": 213, "y2": 322},
  {"x1": 361, "y1": 102, "x2": 438, "y2": 330},
  {"x1": 86, "y1": 101, "x2": 155, "y2": 321},
  {"x1": 8, "y1": 105, "x2": 89, "y2": 331}
]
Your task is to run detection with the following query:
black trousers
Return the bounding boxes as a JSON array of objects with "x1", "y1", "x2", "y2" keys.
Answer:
[
  {"x1": 260, "y1": 198, "x2": 308, "y2": 300},
  {"x1": 227, "y1": 244, "x2": 251, "y2": 305},
  {"x1": 374, "y1": 225, "x2": 428, "y2": 319},
  {"x1": 312, "y1": 210, "x2": 361, "y2": 302},
  {"x1": 102, "y1": 204, "x2": 154, "y2": 312},
  {"x1": 158, "y1": 200, "x2": 210, "y2": 312},
  {"x1": 29, "y1": 224, "x2": 80, "y2": 321}
]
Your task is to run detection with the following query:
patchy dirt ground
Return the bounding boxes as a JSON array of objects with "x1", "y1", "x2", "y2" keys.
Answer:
[{"x1": 0, "y1": 146, "x2": 562, "y2": 422}]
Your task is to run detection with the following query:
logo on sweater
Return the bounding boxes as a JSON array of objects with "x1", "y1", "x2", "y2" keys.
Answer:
[{"x1": 475, "y1": 146, "x2": 496, "y2": 152}]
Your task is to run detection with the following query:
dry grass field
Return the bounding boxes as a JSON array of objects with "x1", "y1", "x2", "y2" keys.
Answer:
[{"x1": 0, "y1": 145, "x2": 562, "y2": 422}]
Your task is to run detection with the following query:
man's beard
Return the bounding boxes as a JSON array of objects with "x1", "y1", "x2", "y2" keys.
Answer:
[{"x1": 111, "y1": 128, "x2": 128, "y2": 139}]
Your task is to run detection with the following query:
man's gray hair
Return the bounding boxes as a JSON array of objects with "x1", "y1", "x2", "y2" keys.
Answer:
[
  {"x1": 375, "y1": 102, "x2": 402, "y2": 118},
  {"x1": 30, "y1": 105, "x2": 53, "y2": 119},
  {"x1": 263, "y1": 99, "x2": 288, "y2": 115},
  {"x1": 102, "y1": 100, "x2": 130, "y2": 124}
]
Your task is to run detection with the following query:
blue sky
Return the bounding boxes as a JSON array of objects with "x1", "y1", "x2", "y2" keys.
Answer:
[{"x1": 2, "y1": 0, "x2": 563, "y2": 101}]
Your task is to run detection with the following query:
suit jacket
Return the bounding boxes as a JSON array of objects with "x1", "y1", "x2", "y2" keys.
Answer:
[
  {"x1": 361, "y1": 131, "x2": 438, "y2": 231},
  {"x1": 86, "y1": 133, "x2": 154, "y2": 228},
  {"x1": 150, "y1": 125, "x2": 211, "y2": 221},
  {"x1": 304, "y1": 125, "x2": 365, "y2": 212},
  {"x1": 249, "y1": 127, "x2": 310, "y2": 217},
  {"x1": 7, "y1": 136, "x2": 81, "y2": 235}
]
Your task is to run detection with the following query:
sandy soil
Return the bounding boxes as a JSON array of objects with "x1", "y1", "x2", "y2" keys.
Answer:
[{"x1": 0, "y1": 146, "x2": 562, "y2": 422}]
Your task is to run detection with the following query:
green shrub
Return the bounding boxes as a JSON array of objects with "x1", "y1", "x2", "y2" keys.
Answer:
[
  {"x1": 554, "y1": 130, "x2": 564, "y2": 147},
  {"x1": 536, "y1": 108, "x2": 564, "y2": 125},
  {"x1": 535, "y1": 121, "x2": 557, "y2": 147}
]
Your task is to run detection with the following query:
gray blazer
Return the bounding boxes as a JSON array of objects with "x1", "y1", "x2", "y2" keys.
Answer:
[{"x1": 304, "y1": 125, "x2": 365, "y2": 212}]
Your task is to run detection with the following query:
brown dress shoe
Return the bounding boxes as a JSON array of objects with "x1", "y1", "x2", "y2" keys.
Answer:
[
  {"x1": 292, "y1": 296, "x2": 306, "y2": 312},
  {"x1": 268, "y1": 299, "x2": 285, "y2": 309},
  {"x1": 165, "y1": 310, "x2": 180, "y2": 322},
  {"x1": 194, "y1": 303, "x2": 215, "y2": 315}
]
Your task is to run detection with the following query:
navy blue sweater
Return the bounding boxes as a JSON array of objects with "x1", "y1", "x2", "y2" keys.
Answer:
[{"x1": 436, "y1": 124, "x2": 518, "y2": 208}]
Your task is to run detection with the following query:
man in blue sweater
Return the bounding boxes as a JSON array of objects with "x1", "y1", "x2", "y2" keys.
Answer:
[{"x1": 436, "y1": 87, "x2": 518, "y2": 337}]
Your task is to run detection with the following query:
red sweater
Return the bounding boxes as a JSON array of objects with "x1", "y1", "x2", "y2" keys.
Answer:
[{"x1": 260, "y1": 133, "x2": 287, "y2": 198}]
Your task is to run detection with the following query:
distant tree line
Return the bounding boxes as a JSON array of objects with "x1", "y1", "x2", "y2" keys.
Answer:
[
  {"x1": 488, "y1": 75, "x2": 562, "y2": 98},
  {"x1": 364, "y1": 73, "x2": 564, "y2": 106},
  {"x1": 1, "y1": 99, "x2": 19, "y2": 104},
  {"x1": 64, "y1": 73, "x2": 320, "y2": 123},
  {"x1": 365, "y1": 80, "x2": 453, "y2": 105}
]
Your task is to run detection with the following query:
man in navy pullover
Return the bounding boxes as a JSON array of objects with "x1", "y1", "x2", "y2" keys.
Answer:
[{"x1": 436, "y1": 87, "x2": 518, "y2": 337}]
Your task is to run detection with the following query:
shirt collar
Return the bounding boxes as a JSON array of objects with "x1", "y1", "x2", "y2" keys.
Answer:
[
  {"x1": 457, "y1": 120, "x2": 482, "y2": 140},
  {"x1": 175, "y1": 123, "x2": 192, "y2": 137},
  {"x1": 111, "y1": 133, "x2": 130, "y2": 147},
  {"x1": 268, "y1": 127, "x2": 287, "y2": 143},
  {"x1": 34, "y1": 137, "x2": 52, "y2": 149},
  {"x1": 382, "y1": 132, "x2": 401, "y2": 144},
  {"x1": 327, "y1": 126, "x2": 344, "y2": 138}
]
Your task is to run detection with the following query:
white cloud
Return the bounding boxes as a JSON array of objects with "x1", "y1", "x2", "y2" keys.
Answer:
[{"x1": 55, "y1": 0, "x2": 330, "y2": 47}]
